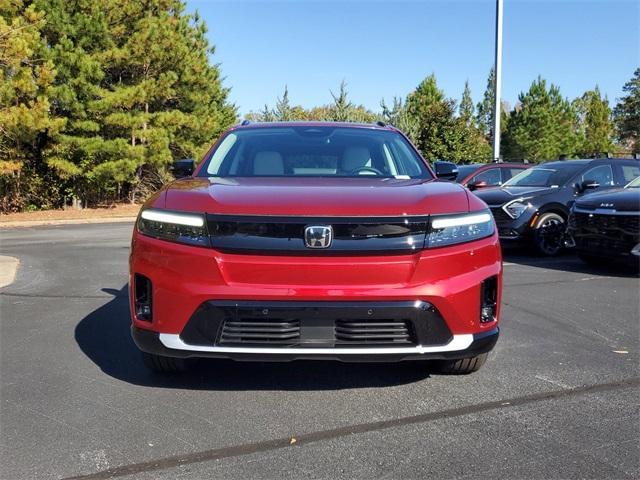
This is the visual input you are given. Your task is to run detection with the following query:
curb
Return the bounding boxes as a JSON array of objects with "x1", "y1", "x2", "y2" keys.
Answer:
[
  {"x1": 0, "y1": 217, "x2": 137, "y2": 228},
  {"x1": 0, "y1": 256, "x2": 19, "y2": 288}
]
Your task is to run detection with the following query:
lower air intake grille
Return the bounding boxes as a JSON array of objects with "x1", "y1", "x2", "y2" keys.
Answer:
[
  {"x1": 219, "y1": 319, "x2": 300, "y2": 345},
  {"x1": 334, "y1": 320, "x2": 414, "y2": 345}
]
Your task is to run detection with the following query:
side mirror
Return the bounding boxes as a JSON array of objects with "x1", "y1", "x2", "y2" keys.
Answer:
[
  {"x1": 467, "y1": 180, "x2": 488, "y2": 191},
  {"x1": 577, "y1": 179, "x2": 599, "y2": 193},
  {"x1": 433, "y1": 161, "x2": 458, "y2": 181},
  {"x1": 171, "y1": 159, "x2": 195, "y2": 178}
]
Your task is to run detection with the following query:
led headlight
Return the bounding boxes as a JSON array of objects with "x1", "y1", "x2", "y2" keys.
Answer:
[
  {"x1": 503, "y1": 198, "x2": 532, "y2": 219},
  {"x1": 426, "y1": 211, "x2": 494, "y2": 248},
  {"x1": 137, "y1": 209, "x2": 209, "y2": 247}
]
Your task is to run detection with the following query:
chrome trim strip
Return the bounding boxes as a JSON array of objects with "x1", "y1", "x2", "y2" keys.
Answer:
[
  {"x1": 573, "y1": 207, "x2": 639, "y2": 216},
  {"x1": 158, "y1": 333, "x2": 475, "y2": 355}
]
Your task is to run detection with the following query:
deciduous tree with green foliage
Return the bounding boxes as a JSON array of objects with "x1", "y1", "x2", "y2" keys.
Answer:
[{"x1": 613, "y1": 68, "x2": 640, "y2": 153}]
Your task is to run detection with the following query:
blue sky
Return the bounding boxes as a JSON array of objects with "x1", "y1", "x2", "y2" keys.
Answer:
[{"x1": 187, "y1": 0, "x2": 639, "y2": 116}]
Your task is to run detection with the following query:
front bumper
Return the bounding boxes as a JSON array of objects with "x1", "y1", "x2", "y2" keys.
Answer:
[
  {"x1": 132, "y1": 325, "x2": 499, "y2": 362},
  {"x1": 568, "y1": 209, "x2": 640, "y2": 260},
  {"x1": 489, "y1": 206, "x2": 536, "y2": 241}
]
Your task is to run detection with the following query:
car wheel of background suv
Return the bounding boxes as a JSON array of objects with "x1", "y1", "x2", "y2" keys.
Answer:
[
  {"x1": 434, "y1": 353, "x2": 488, "y2": 374},
  {"x1": 532, "y1": 212, "x2": 566, "y2": 256},
  {"x1": 142, "y1": 352, "x2": 191, "y2": 373}
]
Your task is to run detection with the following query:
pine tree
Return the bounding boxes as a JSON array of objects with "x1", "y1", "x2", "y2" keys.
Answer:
[
  {"x1": 459, "y1": 80, "x2": 474, "y2": 124},
  {"x1": 476, "y1": 67, "x2": 495, "y2": 139},
  {"x1": 0, "y1": 1, "x2": 65, "y2": 211},
  {"x1": 613, "y1": 68, "x2": 640, "y2": 153},
  {"x1": 35, "y1": 0, "x2": 236, "y2": 207},
  {"x1": 330, "y1": 80, "x2": 353, "y2": 122},
  {"x1": 504, "y1": 77, "x2": 578, "y2": 161},
  {"x1": 406, "y1": 74, "x2": 490, "y2": 162},
  {"x1": 274, "y1": 86, "x2": 292, "y2": 121},
  {"x1": 381, "y1": 97, "x2": 419, "y2": 143},
  {"x1": 573, "y1": 87, "x2": 614, "y2": 157}
]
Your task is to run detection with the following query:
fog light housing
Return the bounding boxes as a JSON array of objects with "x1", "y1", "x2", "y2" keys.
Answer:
[
  {"x1": 480, "y1": 276, "x2": 498, "y2": 323},
  {"x1": 134, "y1": 273, "x2": 152, "y2": 321}
]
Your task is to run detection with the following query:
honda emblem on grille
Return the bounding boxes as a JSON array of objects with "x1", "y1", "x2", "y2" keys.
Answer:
[{"x1": 304, "y1": 225, "x2": 333, "y2": 249}]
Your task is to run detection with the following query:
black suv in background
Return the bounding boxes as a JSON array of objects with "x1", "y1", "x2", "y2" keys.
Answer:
[
  {"x1": 474, "y1": 158, "x2": 640, "y2": 255},
  {"x1": 568, "y1": 176, "x2": 640, "y2": 266}
]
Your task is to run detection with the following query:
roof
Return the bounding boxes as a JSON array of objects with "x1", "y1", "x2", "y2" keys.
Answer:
[
  {"x1": 539, "y1": 158, "x2": 638, "y2": 168},
  {"x1": 230, "y1": 121, "x2": 396, "y2": 131}
]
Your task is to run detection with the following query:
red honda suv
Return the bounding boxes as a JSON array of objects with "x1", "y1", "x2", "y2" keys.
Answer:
[{"x1": 130, "y1": 122, "x2": 502, "y2": 374}]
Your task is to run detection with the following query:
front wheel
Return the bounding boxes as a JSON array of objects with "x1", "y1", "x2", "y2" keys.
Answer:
[
  {"x1": 434, "y1": 353, "x2": 488, "y2": 374},
  {"x1": 532, "y1": 212, "x2": 566, "y2": 256},
  {"x1": 141, "y1": 352, "x2": 191, "y2": 373}
]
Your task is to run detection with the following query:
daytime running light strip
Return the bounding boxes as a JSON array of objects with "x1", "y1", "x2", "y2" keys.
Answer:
[
  {"x1": 431, "y1": 213, "x2": 492, "y2": 229},
  {"x1": 141, "y1": 209, "x2": 205, "y2": 227}
]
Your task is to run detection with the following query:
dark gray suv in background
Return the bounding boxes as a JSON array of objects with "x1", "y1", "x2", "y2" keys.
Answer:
[{"x1": 474, "y1": 158, "x2": 640, "y2": 255}]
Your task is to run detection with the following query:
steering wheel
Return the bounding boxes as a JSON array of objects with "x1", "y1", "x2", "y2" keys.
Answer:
[{"x1": 349, "y1": 166, "x2": 384, "y2": 176}]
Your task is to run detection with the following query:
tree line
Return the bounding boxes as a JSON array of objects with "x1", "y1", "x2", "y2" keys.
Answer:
[
  {"x1": 1, "y1": 1, "x2": 638, "y2": 213},
  {"x1": 249, "y1": 70, "x2": 639, "y2": 165}
]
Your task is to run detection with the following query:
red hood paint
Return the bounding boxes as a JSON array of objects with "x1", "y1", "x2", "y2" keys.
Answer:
[{"x1": 159, "y1": 177, "x2": 473, "y2": 216}]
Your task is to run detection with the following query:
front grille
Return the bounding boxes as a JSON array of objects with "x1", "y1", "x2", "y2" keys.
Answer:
[
  {"x1": 206, "y1": 214, "x2": 428, "y2": 254},
  {"x1": 571, "y1": 211, "x2": 639, "y2": 255},
  {"x1": 219, "y1": 319, "x2": 301, "y2": 345},
  {"x1": 335, "y1": 319, "x2": 414, "y2": 344},
  {"x1": 179, "y1": 301, "x2": 453, "y2": 348},
  {"x1": 490, "y1": 207, "x2": 511, "y2": 226},
  {"x1": 573, "y1": 212, "x2": 639, "y2": 235}
]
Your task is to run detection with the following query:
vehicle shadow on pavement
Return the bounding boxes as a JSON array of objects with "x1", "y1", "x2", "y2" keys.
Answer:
[
  {"x1": 502, "y1": 248, "x2": 640, "y2": 279},
  {"x1": 74, "y1": 285, "x2": 431, "y2": 390}
]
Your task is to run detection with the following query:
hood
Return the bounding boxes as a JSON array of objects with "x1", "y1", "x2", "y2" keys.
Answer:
[
  {"x1": 160, "y1": 177, "x2": 471, "y2": 216},
  {"x1": 575, "y1": 188, "x2": 640, "y2": 212},
  {"x1": 474, "y1": 185, "x2": 558, "y2": 206}
]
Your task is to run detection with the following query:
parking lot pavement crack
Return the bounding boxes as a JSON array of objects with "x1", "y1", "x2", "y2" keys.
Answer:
[{"x1": 62, "y1": 377, "x2": 639, "y2": 480}]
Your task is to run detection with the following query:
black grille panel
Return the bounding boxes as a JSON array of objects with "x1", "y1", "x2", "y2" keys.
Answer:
[
  {"x1": 206, "y1": 214, "x2": 428, "y2": 254},
  {"x1": 180, "y1": 301, "x2": 453, "y2": 349},
  {"x1": 490, "y1": 207, "x2": 511, "y2": 226},
  {"x1": 573, "y1": 212, "x2": 639, "y2": 235},
  {"x1": 335, "y1": 320, "x2": 414, "y2": 345},
  {"x1": 219, "y1": 319, "x2": 301, "y2": 345}
]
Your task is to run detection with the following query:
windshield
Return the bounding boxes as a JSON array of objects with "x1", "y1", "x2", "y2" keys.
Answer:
[
  {"x1": 626, "y1": 176, "x2": 640, "y2": 188},
  {"x1": 503, "y1": 163, "x2": 584, "y2": 187},
  {"x1": 200, "y1": 126, "x2": 432, "y2": 179}
]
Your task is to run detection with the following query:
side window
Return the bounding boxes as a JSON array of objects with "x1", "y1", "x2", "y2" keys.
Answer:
[
  {"x1": 621, "y1": 165, "x2": 640, "y2": 184},
  {"x1": 471, "y1": 168, "x2": 501, "y2": 186},
  {"x1": 581, "y1": 165, "x2": 614, "y2": 187}
]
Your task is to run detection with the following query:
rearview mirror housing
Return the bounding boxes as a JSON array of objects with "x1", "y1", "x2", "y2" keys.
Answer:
[
  {"x1": 576, "y1": 179, "x2": 599, "y2": 193},
  {"x1": 433, "y1": 161, "x2": 459, "y2": 181},
  {"x1": 467, "y1": 180, "x2": 488, "y2": 191},
  {"x1": 171, "y1": 159, "x2": 196, "y2": 178}
]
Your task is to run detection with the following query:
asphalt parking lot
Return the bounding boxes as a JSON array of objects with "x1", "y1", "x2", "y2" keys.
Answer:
[{"x1": 1, "y1": 222, "x2": 638, "y2": 480}]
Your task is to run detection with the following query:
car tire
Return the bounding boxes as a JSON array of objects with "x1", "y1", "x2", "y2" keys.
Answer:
[
  {"x1": 435, "y1": 353, "x2": 488, "y2": 375},
  {"x1": 141, "y1": 352, "x2": 190, "y2": 373},
  {"x1": 532, "y1": 212, "x2": 566, "y2": 256}
]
